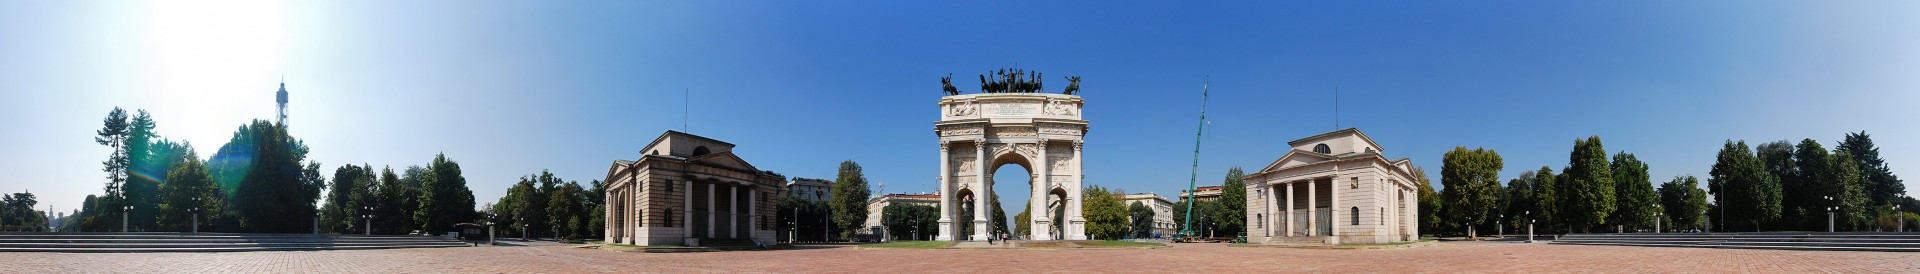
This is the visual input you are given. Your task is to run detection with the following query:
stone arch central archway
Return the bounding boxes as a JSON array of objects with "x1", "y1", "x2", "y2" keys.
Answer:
[{"x1": 935, "y1": 92, "x2": 1087, "y2": 241}]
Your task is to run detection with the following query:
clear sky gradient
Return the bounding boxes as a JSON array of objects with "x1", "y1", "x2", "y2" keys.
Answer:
[{"x1": 4, "y1": 1, "x2": 1917, "y2": 217}]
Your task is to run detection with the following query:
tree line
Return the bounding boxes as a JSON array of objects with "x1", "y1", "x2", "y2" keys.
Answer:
[
  {"x1": 483, "y1": 170, "x2": 602, "y2": 241},
  {"x1": 66, "y1": 107, "x2": 478, "y2": 235},
  {"x1": 1422, "y1": 132, "x2": 1913, "y2": 237}
]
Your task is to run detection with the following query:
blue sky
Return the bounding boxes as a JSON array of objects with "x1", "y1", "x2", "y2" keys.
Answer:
[{"x1": 4, "y1": 1, "x2": 1918, "y2": 217}]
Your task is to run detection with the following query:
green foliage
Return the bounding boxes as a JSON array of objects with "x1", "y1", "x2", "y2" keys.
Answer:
[
  {"x1": 881, "y1": 203, "x2": 939, "y2": 241},
  {"x1": 1440, "y1": 146, "x2": 1502, "y2": 237},
  {"x1": 1610, "y1": 152, "x2": 1659, "y2": 231},
  {"x1": 1413, "y1": 167, "x2": 1442, "y2": 234},
  {"x1": 506, "y1": 175, "x2": 547, "y2": 238},
  {"x1": 548, "y1": 181, "x2": 587, "y2": 239},
  {"x1": 1129, "y1": 201, "x2": 1155, "y2": 238},
  {"x1": 829, "y1": 160, "x2": 871, "y2": 239},
  {"x1": 2, "y1": 192, "x2": 50, "y2": 231},
  {"x1": 775, "y1": 195, "x2": 832, "y2": 242},
  {"x1": 1839, "y1": 131, "x2": 1905, "y2": 207},
  {"x1": 1755, "y1": 140, "x2": 1806, "y2": 229},
  {"x1": 1014, "y1": 204, "x2": 1031, "y2": 236},
  {"x1": 1827, "y1": 150, "x2": 1870, "y2": 231},
  {"x1": 1081, "y1": 185, "x2": 1127, "y2": 240},
  {"x1": 122, "y1": 110, "x2": 162, "y2": 231},
  {"x1": 1529, "y1": 166, "x2": 1558, "y2": 233},
  {"x1": 1503, "y1": 170, "x2": 1536, "y2": 232},
  {"x1": 1709, "y1": 140, "x2": 1780, "y2": 232},
  {"x1": 1659, "y1": 175, "x2": 1709, "y2": 231},
  {"x1": 229, "y1": 120, "x2": 321, "y2": 233},
  {"x1": 320, "y1": 164, "x2": 375, "y2": 233},
  {"x1": 92, "y1": 107, "x2": 130, "y2": 232},
  {"x1": 414, "y1": 153, "x2": 475, "y2": 235},
  {"x1": 1564, "y1": 136, "x2": 1615, "y2": 232},
  {"x1": 1211, "y1": 167, "x2": 1248, "y2": 236},
  {"x1": 373, "y1": 166, "x2": 419, "y2": 234},
  {"x1": 158, "y1": 153, "x2": 221, "y2": 232}
]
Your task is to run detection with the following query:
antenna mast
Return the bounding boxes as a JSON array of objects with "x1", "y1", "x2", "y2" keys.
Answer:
[
  {"x1": 684, "y1": 88, "x2": 690, "y2": 132},
  {"x1": 1179, "y1": 77, "x2": 1210, "y2": 238}
]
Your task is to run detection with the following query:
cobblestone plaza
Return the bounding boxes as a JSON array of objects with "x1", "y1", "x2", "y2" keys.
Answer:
[{"x1": 8, "y1": 242, "x2": 1916, "y2": 273}]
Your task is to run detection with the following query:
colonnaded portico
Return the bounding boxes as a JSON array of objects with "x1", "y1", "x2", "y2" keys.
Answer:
[
  {"x1": 1242, "y1": 128, "x2": 1419, "y2": 245},
  {"x1": 933, "y1": 82, "x2": 1088, "y2": 241}
]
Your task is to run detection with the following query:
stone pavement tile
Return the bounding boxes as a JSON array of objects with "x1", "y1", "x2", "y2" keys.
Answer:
[{"x1": 5, "y1": 241, "x2": 1918, "y2": 273}]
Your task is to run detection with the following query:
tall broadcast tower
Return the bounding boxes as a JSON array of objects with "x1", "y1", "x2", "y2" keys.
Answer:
[{"x1": 276, "y1": 81, "x2": 289, "y2": 125}]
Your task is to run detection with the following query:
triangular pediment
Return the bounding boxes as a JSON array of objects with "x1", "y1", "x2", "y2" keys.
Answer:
[
  {"x1": 692, "y1": 151, "x2": 758, "y2": 172},
  {"x1": 1257, "y1": 150, "x2": 1333, "y2": 173}
]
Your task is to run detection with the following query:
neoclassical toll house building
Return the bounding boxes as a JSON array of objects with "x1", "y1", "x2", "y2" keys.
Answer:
[
  {"x1": 604, "y1": 131, "x2": 783, "y2": 246},
  {"x1": 1243, "y1": 128, "x2": 1419, "y2": 245}
]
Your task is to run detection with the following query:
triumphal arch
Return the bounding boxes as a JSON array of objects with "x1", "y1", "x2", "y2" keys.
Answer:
[{"x1": 934, "y1": 69, "x2": 1088, "y2": 241}]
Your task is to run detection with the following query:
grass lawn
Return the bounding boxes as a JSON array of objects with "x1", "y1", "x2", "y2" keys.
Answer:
[
  {"x1": 859, "y1": 241, "x2": 955, "y2": 249},
  {"x1": 1075, "y1": 240, "x2": 1164, "y2": 247}
]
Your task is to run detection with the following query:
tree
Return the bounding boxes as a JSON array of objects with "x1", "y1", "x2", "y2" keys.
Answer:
[
  {"x1": 1014, "y1": 204, "x2": 1031, "y2": 236},
  {"x1": 1129, "y1": 201, "x2": 1155, "y2": 238},
  {"x1": 775, "y1": 195, "x2": 831, "y2": 242},
  {"x1": 1610, "y1": 152, "x2": 1658, "y2": 232},
  {"x1": 988, "y1": 191, "x2": 1008, "y2": 236},
  {"x1": 1838, "y1": 132, "x2": 1905, "y2": 214},
  {"x1": 123, "y1": 110, "x2": 161, "y2": 231},
  {"x1": 320, "y1": 164, "x2": 374, "y2": 233},
  {"x1": 372, "y1": 166, "x2": 417, "y2": 235},
  {"x1": 415, "y1": 153, "x2": 475, "y2": 235},
  {"x1": 1756, "y1": 140, "x2": 1806, "y2": 229},
  {"x1": 1504, "y1": 170, "x2": 1537, "y2": 234},
  {"x1": 548, "y1": 181, "x2": 586, "y2": 239},
  {"x1": 1659, "y1": 175, "x2": 1708, "y2": 231},
  {"x1": 1211, "y1": 167, "x2": 1248, "y2": 236},
  {"x1": 1441, "y1": 146, "x2": 1502, "y2": 238},
  {"x1": 1564, "y1": 136, "x2": 1615, "y2": 232},
  {"x1": 1081, "y1": 185, "x2": 1127, "y2": 240},
  {"x1": 1709, "y1": 140, "x2": 1779, "y2": 232},
  {"x1": 2, "y1": 192, "x2": 50, "y2": 231},
  {"x1": 93, "y1": 107, "x2": 130, "y2": 231},
  {"x1": 507, "y1": 176, "x2": 545, "y2": 238},
  {"x1": 229, "y1": 120, "x2": 320, "y2": 233},
  {"x1": 1827, "y1": 149, "x2": 1869, "y2": 231},
  {"x1": 158, "y1": 151, "x2": 221, "y2": 233},
  {"x1": 586, "y1": 179, "x2": 605, "y2": 239},
  {"x1": 1414, "y1": 166, "x2": 1442, "y2": 235},
  {"x1": 828, "y1": 160, "x2": 871, "y2": 239},
  {"x1": 1529, "y1": 166, "x2": 1558, "y2": 234},
  {"x1": 881, "y1": 203, "x2": 938, "y2": 241}
]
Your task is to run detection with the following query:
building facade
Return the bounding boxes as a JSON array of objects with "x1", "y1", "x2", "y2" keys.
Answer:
[
  {"x1": 786, "y1": 178, "x2": 832, "y2": 202},
  {"x1": 1242, "y1": 128, "x2": 1418, "y2": 245},
  {"x1": 1119, "y1": 193, "x2": 1178, "y2": 238},
  {"x1": 1177, "y1": 185, "x2": 1223, "y2": 203},
  {"x1": 603, "y1": 131, "x2": 784, "y2": 246},
  {"x1": 865, "y1": 193, "x2": 940, "y2": 240}
]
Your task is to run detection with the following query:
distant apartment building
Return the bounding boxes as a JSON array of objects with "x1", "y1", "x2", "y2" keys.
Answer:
[
  {"x1": 865, "y1": 193, "x2": 940, "y2": 240},
  {"x1": 1178, "y1": 185, "x2": 1223, "y2": 203},
  {"x1": 786, "y1": 178, "x2": 833, "y2": 202},
  {"x1": 1118, "y1": 193, "x2": 1178, "y2": 237}
]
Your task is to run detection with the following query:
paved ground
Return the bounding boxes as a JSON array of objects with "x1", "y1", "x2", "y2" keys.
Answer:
[{"x1": 7, "y1": 241, "x2": 1919, "y2": 273}]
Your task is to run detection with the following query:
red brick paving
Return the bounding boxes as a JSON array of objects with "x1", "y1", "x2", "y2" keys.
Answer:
[{"x1": 5, "y1": 241, "x2": 1917, "y2": 273}]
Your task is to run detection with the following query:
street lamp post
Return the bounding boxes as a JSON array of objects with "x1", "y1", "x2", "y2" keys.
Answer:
[
  {"x1": 122, "y1": 205, "x2": 131, "y2": 233},
  {"x1": 1897, "y1": 203, "x2": 1906, "y2": 233},
  {"x1": 1525, "y1": 210, "x2": 1535, "y2": 243},
  {"x1": 190, "y1": 197, "x2": 201, "y2": 234},
  {"x1": 1826, "y1": 196, "x2": 1836, "y2": 233},
  {"x1": 363, "y1": 206, "x2": 373, "y2": 236},
  {"x1": 1654, "y1": 211, "x2": 1663, "y2": 234},
  {"x1": 1497, "y1": 214, "x2": 1504, "y2": 238}
]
